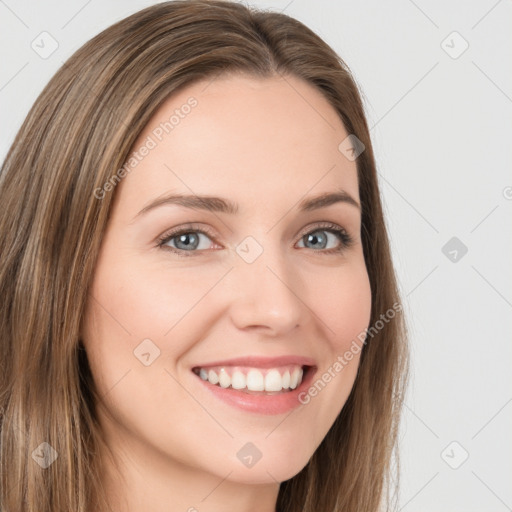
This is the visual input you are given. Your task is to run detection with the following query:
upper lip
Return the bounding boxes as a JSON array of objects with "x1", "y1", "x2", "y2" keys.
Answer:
[{"x1": 192, "y1": 355, "x2": 317, "y2": 370}]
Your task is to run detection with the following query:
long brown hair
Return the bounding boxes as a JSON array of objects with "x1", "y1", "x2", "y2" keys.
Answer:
[{"x1": 0, "y1": 1, "x2": 409, "y2": 510}]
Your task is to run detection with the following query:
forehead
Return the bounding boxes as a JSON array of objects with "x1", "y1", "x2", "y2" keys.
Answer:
[{"x1": 114, "y1": 74, "x2": 359, "y2": 215}]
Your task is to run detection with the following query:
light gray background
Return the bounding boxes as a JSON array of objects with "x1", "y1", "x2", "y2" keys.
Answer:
[{"x1": 1, "y1": 1, "x2": 511, "y2": 510}]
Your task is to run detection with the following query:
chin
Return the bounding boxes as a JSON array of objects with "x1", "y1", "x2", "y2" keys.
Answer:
[{"x1": 218, "y1": 450, "x2": 312, "y2": 485}]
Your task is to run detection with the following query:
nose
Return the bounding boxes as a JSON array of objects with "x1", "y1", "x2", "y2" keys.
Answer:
[{"x1": 227, "y1": 244, "x2": 305, "y2": 336}]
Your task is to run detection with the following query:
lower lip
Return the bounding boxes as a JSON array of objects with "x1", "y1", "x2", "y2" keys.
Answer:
[{"x1": 192, "y1": 367, "x2": 317, "y2": 415}]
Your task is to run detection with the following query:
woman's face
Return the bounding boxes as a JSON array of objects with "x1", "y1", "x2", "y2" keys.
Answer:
[{"x1": 82, "y1": 74, "x2": 371, "y2": 486}]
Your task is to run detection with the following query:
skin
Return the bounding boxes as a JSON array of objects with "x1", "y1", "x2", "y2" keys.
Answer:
[{"x1": 82, "y1": 73, "x2": 372, "y2": 512}]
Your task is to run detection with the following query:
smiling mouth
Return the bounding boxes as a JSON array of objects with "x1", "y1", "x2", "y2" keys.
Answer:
[{"x1": 192, "y1": 365, "x2": 312, "y2": 394}]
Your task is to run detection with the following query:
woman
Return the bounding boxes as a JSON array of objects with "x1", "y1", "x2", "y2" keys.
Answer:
[{"x1": 0, "y1": 1, "x2": 409, "y2": 511}]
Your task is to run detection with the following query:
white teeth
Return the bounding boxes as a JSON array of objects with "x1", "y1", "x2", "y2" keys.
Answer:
[
  {"x1": 264, "y1": 369, "x2": 283, "y2": 392},
  {"x1": 290, "y1": 367, "x2": 303, "y2": 389},
  {"x1": 218, "y1": 368, "x2": 230, "y2": 388},
  {"x1": 208, "y1": 369, "x2": 219, "y2": 385},
  {"x1": 195, "y1": 365, "x2": 306, "y2": 392},
  {"x1": 231, "y1": 370, "x2": 246, "y2": 390},
  {"x1": 282, "y1": 370, "x2": 291, "y2": 389},
  {"x1": 246, "y1": 369, "x2": 265, "y2": 391}
]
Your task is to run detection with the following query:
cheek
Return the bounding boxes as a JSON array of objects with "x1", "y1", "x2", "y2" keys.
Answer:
[
  {"x1": 296, "y1": 260, "x2": 371, "y2": 419},
  {"x1": 315, "y1": 260, "x2": 372, "y2": 351},
  {"x1": 81, "y1": 250, "x2": 230, "y2": 406},
  {"x1": 84, "y1": 252, "x2": 217, "y2": 347},
  {"x1": 80, "y1": 253, "x2": 210, "y2": 454}
]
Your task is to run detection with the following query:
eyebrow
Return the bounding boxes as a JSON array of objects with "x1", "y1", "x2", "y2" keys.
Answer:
[{"x1": 134, "y1": 189, "x2": 360, "y2": 219}]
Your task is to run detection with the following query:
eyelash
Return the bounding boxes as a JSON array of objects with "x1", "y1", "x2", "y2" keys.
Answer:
[{"x1": 156, "y1": 222, "x2": 354, "y2": 257}]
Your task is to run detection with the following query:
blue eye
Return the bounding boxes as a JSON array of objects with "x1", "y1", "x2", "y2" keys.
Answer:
[
  {"x1": 297, "y1": 227, "x2": 353, "y2": 252},
  {"x1": 157, "y1": 222, "x2": 354, "y2": 257},
  {"x1": 163, "y1": 231, "x2": 211, "y2": 251}
]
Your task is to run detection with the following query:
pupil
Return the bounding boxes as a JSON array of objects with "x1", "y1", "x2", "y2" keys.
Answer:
[
  {"x1": 177, "y1": 233, "x2": 198, "y2": 249},
  {"x1": 307, "y1": 231, "x2": 326, "y2": 249}
]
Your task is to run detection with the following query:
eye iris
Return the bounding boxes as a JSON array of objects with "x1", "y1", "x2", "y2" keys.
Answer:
[
  {"x1": 305, "y1": 231, "x2": 327, "y2": 249},
  {"x1": 175, "y1": 232, "x2": 199, "y2": 250}
]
